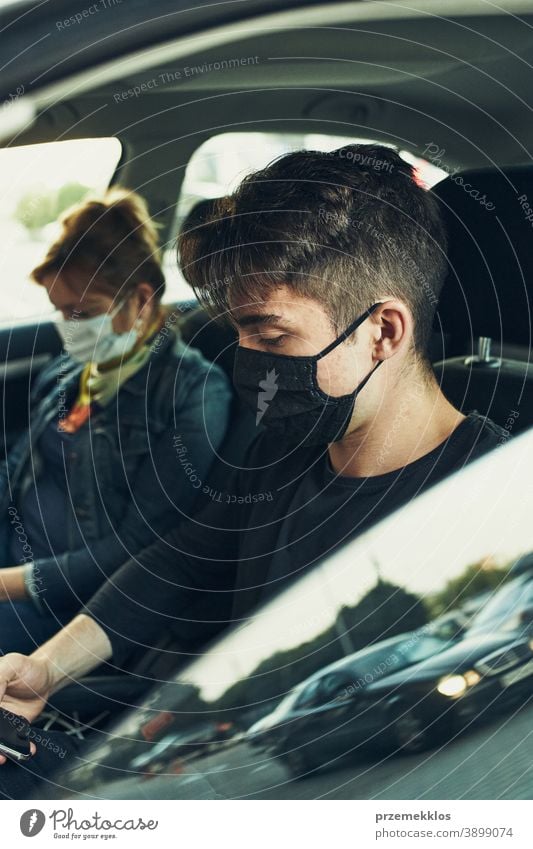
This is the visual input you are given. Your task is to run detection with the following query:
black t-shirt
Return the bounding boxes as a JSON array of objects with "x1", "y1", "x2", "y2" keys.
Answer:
[
  {"x1": 86, "y1": 411, "x2": 507, "y2": 666},
  {"x1": 266, "y1": 412, "x2": 502, "y2": 598}
]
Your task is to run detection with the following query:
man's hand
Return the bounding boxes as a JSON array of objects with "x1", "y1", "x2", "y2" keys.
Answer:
[
  {"x1": 0, "y1": 653, "x2": 52, "y2": 721},
  {"x1": 0, "y1": 615, "x2": 112, "y2": 764},
  {"x1": 0, "y1": 653, "x2": 53, "y2": 764},
  {"x1": 0, "y1": 566, "x2": 28, "y2": 602}
]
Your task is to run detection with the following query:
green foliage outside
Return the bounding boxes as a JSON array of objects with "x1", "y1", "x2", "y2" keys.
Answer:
[{"x1": 13, "y1": 182, "x2": 90, "y2": 233}]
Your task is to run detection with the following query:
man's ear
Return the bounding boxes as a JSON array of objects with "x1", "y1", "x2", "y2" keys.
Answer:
[{"x1": 372, "y1": 300, "x2": 412, "y2": 362}]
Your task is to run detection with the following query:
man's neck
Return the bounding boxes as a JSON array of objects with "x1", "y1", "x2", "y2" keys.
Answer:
[{"x1": 328, "y1": 370, "x2": 466, "y2": 478}]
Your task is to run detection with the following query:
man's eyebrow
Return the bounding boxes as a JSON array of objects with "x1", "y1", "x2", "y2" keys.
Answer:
[{"x1": 234, "y1": 313, "x2": 295, "y2": 329}]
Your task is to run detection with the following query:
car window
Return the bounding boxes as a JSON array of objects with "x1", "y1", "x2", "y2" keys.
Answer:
[
  {"x1": 334, "y1": 637, "x2": 426, "y2": 688},
  {"x1": 162, "y1": 132, "x2": 447, "y2": 303},
  {"x1": 317, "y1": 672, "x2": 353, "y2": 704},
  {"x1": 342, "y1": 643, "x2": 404, "y2": 687},
  {"x1": 294, "y1": 672, "x2": 352, "y2": 709},
  {"x1": 0, "y1": 137, "x2": 122, "y2": 325},
  {"x1": 59, "y1": 430, "x2": 533, "y2": 799},
  {"x1": 395, "y1": 634, "x2": 452, "y2": 664},
  {"x1": 293, "y1": 678, "x2": 322, "y2": 710},
  {"x1": 283, "y1": 637, "x2": 448, "y2": 712},
  {"x1": 467, "y1": 577, "x2": 532, "y2": 635}
]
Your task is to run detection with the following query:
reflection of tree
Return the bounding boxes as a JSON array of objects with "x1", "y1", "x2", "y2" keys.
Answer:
[
  {"x1": 214, "y1": 580, "x2": 427, "y2": 716},
  {"x1": 338, "y1": 578, "x2": 427, "y2": 649},
  {"x1": 13, "y1": 182, "x2": 89, "y2": 233},
  {"x1": 426, "y1": 556, "x2": 510, "y2": 618}
]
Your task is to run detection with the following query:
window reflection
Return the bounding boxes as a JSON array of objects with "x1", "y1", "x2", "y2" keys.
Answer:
[{"x1": 59, "y1": 433, "x2": 533, "y2": 799}]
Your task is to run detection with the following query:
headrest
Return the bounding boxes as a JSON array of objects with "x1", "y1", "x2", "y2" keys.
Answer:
[
  {"x1": 178, "y1": 305, "x2": 237, "y2": 378},
  {"x1": 431, "y1": 166, "x2": 533, "y2": 356}
]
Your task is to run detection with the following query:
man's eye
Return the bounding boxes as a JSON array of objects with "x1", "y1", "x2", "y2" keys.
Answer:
[{"x1": 260, "y1": 335, "x2": 287, "y2": 348}]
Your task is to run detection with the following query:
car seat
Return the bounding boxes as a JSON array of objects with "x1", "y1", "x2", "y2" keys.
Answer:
[{"x1": 431, "y1": 166, "x2": 533, "y2": 434}]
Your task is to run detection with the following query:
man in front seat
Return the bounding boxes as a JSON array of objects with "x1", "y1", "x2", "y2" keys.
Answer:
[{"x1": 0, "y1": 144, "x2": 506, "y2": 794}]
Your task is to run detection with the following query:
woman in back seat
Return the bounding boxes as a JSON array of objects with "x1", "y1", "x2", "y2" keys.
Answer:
[{"x1": 0, "y1": 188, "x2": 232, "y2": 653}]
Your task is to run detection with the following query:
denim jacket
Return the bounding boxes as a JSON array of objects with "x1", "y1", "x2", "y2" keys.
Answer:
[{"x1": 0, "y1": 324, "x2": 232, "y2": 614}]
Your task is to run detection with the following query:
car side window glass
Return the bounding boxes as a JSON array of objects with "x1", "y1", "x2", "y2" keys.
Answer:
[
  {"x1": 317, "y1": 673, "x2": 353, "y2": 705},
  {"x1": 0, "y1": 138, "x2": 122, "y2": 325},
  {"x1": 293, "y1": 679, "x2": 322, "y2": 709},
  {"x1": 163, "y1": 132, "x2": 446, "y2": 303}
]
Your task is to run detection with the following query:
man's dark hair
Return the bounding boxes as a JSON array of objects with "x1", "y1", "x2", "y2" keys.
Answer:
[{"x1": 178, "y1": 144, "x2": 448, "y2": 367}]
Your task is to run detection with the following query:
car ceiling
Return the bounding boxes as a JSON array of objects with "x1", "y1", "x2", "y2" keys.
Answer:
[{"x1": 2, "y1": 0, "x2": 533, "y2": 236}]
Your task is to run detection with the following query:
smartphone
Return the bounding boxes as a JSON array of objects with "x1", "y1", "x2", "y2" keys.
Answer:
[{"x1": 0, "y1": 707, "x2": 32, "y2": 761}]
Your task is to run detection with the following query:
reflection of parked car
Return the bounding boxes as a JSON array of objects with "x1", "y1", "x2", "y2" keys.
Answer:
[
  {"x1": 509, "y1": 552, "x2": 533, "y2": 578},
  {"x1": 130, "y1": 723, "x2": 219, "y2": 773},
  {"x1": 275, "y1": 631, "x2": 533, "y2": 776},
  {"x1": 251, "y1": 573, "x2": 533, "y2": 776},
  {"x1": 245, "y1": 613, "x2": 468, "y2": 748},
  {"x1": 460, "y1": 590, "x2": 497, "y2": 621},
  {"x1": 245, "y1": 631, "x2": 454, "y2": 775},
  {"x1": 427, "y1": 610, "x2": 469, "y2": 641},
  {"x1": 362, "y1": 633, "x2": 533, "y2": 757},
  {"x1": 466, "y1": 572, "x2": 533, "y2": 639},
  {"x1": 354, "y1": 573, "x2": 533, "y2": 758}
]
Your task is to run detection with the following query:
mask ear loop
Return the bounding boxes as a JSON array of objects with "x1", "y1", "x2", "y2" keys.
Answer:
[
  {"x1": 110, "y1": 292, "x2": 130, "y2": 319},
  {"x1": 354, "y1": 358, "x2": 383, "y2": 395},
  {"x1": 315, "y1": 302, "x2": 382, "y2": 360},
  {"x1": 110, "y1": 291, "x2": 145, "y2": 338}
]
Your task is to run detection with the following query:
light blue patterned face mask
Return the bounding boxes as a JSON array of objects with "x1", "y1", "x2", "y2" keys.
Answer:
[{"x1": 54, "y1": 295, "x2": 141, "y2": 364}]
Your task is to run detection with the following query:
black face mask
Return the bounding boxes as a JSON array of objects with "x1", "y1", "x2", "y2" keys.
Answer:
[{"x1": 233, "y1": 302, "x2": 383, "y2": 447}]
